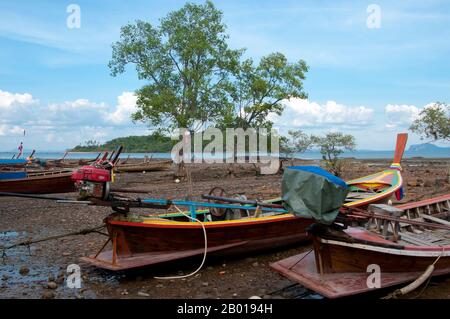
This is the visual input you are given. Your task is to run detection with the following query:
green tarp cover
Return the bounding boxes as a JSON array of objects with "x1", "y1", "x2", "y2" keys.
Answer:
[{"x1": 282, "y1": 166, "x2": 349, "y2": 224}]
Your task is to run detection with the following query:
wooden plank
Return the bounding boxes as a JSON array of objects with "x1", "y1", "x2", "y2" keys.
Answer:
[
  {"x1": 346, "y1": 192, "x2": 376, "y2": 199},
  {"x1": 368, "y1": 204, "x2": 403, "y2": 216},
  {"x1": 399, "y1": 232, "x2": 434, "y2": 246},
  {"x1": 395, "y1": 194, "x2": 450, "y2": 210},
  {"x1": 420, "y1": 214, "x2": 450, "y2": 227}
]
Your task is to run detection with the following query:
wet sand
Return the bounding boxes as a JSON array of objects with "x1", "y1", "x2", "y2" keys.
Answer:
[{"x1": 1, "y1": 158, "x2": 450, "y2": 299}]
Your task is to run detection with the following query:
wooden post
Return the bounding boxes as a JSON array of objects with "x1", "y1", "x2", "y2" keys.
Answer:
[
  {"x1": 447, "y1": 165, "x2": 450, "y2": 183},
  {"x1": 112, "y1": 232, "x2": 118, "y2": 266},
  {"x1": 368, "y1": 204, "x2": 404, "y2": 242},
  {"x1": 190, "y1": 205, "x2": 197, "y2": 221}
]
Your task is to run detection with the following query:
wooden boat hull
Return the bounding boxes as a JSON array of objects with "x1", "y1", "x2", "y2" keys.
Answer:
[
  {"x1": 270, "y1": 249, "x2": 450, "y2": 299},
  {"x1": 271, "y1": 226, "x2": 450, "y2": 298},
  {"x1": 0, "y1": 171, "x2": 75, "y2": 194},
  {"x1": 344, "y1": 168, "x2": 403, "y2": 208},
  {"x1": 343, "y1": 133, "x2": 408, "y2": 208},
  {"x1": 81, "y1": 214, "x2": 313, "y2": 270}
]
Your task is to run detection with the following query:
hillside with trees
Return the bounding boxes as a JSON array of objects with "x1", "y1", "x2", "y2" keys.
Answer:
[{"x1": 70, "y1": 134, "x2": 175, "y2": 152}]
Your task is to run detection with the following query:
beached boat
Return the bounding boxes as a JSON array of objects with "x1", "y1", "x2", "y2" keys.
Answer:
[
  {"x1": 80, "y1": 134, "x2": 409, "y2": 270},
  {"x1": 115, "y1": 159, "x2": 172, "y2": 173},
  {"x1": 82, "y1": 201, "x2": 313, "y2": 270},
  {"x1": 37, "y1": 152, "x2": 102, "y2": 169},
  {"x1": 0, "y1": 169, "x2": 76, "y2": 194},
  {"x1": 343, "y1": 133, "x2": 407, "y2": 208},
  {"x1": 271, "y1": 195, "x2": 450, "y2": 299}
]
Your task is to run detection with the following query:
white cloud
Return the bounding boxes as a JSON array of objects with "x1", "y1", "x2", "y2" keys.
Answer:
[
  {"x1": 385, "y1": 104, "x2": 421, "y2": 128},
  {"x1": 270, "y1": 98, "x2": 374, "y2": 128},
  {"x1": 0, "y1": 90, "x2": 38, "y2": 129},
  {"x1": 0, "y1": 89, "x2": 147, "y2": 150},
  {"x1": 43, "y1": 99, "x2": 108, "y2": 126},
  {"x1": 0, "y1": 124, "x2": 25, "y2": 136},
  {"x1": 0, "y1": 90, "x2": 36, "y2": 109},
  {"x1": 104, "y1": 92, "x2": 138, "y2": 124}
]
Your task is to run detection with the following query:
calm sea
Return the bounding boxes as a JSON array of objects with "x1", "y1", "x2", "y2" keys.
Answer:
[{"x1": 0, "y1": 149, "x2": 448, "y2": 160}]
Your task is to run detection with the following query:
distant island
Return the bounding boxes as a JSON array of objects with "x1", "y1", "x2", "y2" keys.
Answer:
[
  {"x1": 70, "y1": 134, "x2": 175, "y2": 153},
  {"x1": 69, "y1": 137, "x2": 449, "y2": 156},
  {"x1": 408, "y1": 143, "x2": 450, "y2": 153}
]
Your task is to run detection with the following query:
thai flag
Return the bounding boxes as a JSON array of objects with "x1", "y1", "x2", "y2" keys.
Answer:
[
  {"x1": 395, "y1": 186, "x2": 404, "y2": 200},
  {"x1": 17, "y1": 142, "x2": 23, "y2": 158}
]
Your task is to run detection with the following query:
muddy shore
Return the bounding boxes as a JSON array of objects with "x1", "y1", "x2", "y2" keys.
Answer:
[{"x1": 1, "y1": 158, "x2": 450, "y2": 299}]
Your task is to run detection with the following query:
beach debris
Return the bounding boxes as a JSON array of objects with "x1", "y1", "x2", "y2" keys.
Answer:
[
  {"x1": 137, "y1": 291, "x2": 150, "y2": 297},
  {"x1": 41, "y1": 290, "x2": 55, "y2": 299},
  {"x1": 19, "y1": 266, "x2": 29, "y2": 276},
  {"x1": 47, "y1": 282, "x2": 58, "y2": 290}
]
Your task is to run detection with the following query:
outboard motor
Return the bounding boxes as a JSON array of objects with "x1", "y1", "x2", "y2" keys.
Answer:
[
  {"x1": 71, "y1": 146, "x2": 123, "y2": 200},
  {"x1": 71, "y1": 166, "x2": 112, "y2": 200}
]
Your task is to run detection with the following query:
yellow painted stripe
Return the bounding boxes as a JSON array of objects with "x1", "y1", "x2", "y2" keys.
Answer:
[{"x1": 141, "y1": 213, "x2": 294, "y2": 226}]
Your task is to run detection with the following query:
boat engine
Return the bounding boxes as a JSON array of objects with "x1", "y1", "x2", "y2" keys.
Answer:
[{"x1": 71, "y1": 166, "x2": 112, "y2": 200}]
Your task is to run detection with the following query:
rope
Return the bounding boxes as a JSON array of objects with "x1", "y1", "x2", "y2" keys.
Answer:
[
  {"x1": 0, "y1": 224, "x2": 106, "y2": 261},
  {"x1": 382, "y1": 247, "x2": 445, "y2": 299},
  {"x1": 154, "y1": 204, "x2": 208, "y2": 280},
  {"x1": 288, "y1": 249, "x2": 313, "y2": 270}
]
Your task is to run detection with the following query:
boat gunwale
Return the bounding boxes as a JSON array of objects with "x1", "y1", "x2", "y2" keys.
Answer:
[
  {"x1": 344, "y1": 170, "x2": 402, "y2": 207},
  {"x1": 109, "y1": 213, "x2": 303, "y2": 229},
  {"x1": 0, "y1": 171, "x2": 74, "y2": 182},
  {"x1": 320, "y1": 238, "x2": 450, "y2": 255}
]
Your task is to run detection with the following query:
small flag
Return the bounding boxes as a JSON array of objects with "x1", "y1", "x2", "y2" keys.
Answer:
[
  {"x1": 17, "y1": 142, "x2": 23, "y2": 158},
  {"x1": 395, "y1": 186, "x2": 404, "y2": 201}
]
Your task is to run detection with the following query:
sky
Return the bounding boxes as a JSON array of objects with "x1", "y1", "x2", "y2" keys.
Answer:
[{"x1": 0, "y1": 0, "x2": 449, "y2": 151}]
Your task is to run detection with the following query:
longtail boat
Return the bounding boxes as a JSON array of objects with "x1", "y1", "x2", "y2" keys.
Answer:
[
  {"x1": 115, "y1": 159, "x2": 172, "y2": 173},
  {"x1": 0, "y1": 169, "x2": 76, "y2": 194},
  {"x1": 270, "y1": 195, "x2": 450, "y2": 299},
  {"x1": 82, "y1": 199, "x2": 313, "y2": 270},
  {"x1": 38, "y1": 152, "x2": 102, "y2": 169},
  {"x1": 79, "y1": 134, "x2": 409, "y2": 270},
  {"x1": 343, "y1": 133, "x2": 408, "y2": 208}
]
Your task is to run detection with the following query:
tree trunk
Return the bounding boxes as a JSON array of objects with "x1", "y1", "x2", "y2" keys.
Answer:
[
  {"x1": 174, "y1": 147, "x2": 187, "y2": 181},
  {"x1": 447, "y1": 164, "x2": 450, "y2": 183}
]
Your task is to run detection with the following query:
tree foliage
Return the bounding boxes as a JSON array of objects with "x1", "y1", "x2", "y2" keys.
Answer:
[
  {"x1": 71, "y1": 134, "x2": 174, "y2": 153},
  {"x1": 409, "y1": 102, "x2": 450, "y2": 142},
  {"x1": 220, "y1": 53, "x2": 309, "y2": 129},
  {"x1": 312, "y1": 132, "x2": 356, "y2": 176},
  {"x1": 109, "y1": 1, "x2": 308, "y2": 134},
  {"x1": 280, "y1": 130, "x2": 313, "y2": 160},
  {"x1": 109, "y1": 1, "x2": 241, "y2": 132}
]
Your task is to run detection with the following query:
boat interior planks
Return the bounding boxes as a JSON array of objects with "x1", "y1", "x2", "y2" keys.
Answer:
[{"x1": 271, "y1": 195, "x2": 450, "y2": 298}]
